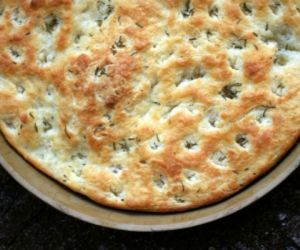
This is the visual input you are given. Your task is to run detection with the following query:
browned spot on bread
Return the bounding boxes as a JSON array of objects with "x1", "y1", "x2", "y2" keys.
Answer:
[{"x1": 244, "y1": 50, "x2": 273, "y2": 83}]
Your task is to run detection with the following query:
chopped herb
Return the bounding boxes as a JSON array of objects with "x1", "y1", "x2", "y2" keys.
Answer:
[
  {"x1": 96, "y1": 19, "x2": 103, "y2": 27},
  {"x1": 115, "y1": 36, "x2": 125, "y2": 48},
  {"x1": 43, "y1": 118, "x2": 52, "y2": 132},
  {"x1": 265, "y1": 23, "x2": 269, "y2": 31},
  {"x1": 34, "y1": 123, "x2": 38, "y2": 132},
  {"x1": 270, "y1": 3, "x2": 281, "y2": 15},
  {"x1": 111, "y1": 36, "x2": 126, "y2": 55},
  {"x1": 236, "y1": 134, "x2": 249, "y2": 148},
  {"x1": 206, "y1": 30, "x2": 214, "y2": 40},
  {"x1": 104, "y1": 113, "x2": 112, "y2": 120},
  {"x1": 4, "y1": 120, "x2": 14, "y2": 129},
  {"x1": 110, "y1": 164, "x2": 122, "y2": 174},
  {"x1": 150, "y1": 135, "x2": 161, "y2": 150},
  {"x1": 154, "y1": 174, "x2": 166, "y2": 188},
  {"x1": 272, "y1": 79, "x2": 286, "y2": 97},
  {"x1": 150, "y1": 101, "x2": 161, "y2": 105},
  {"x1": 274, "y1": 53, "x2": 288, "y2": 66},
  {"x1": 167, "y1": 104, "x2": 179, "y2": 113},
  {"x1": 255, "y1": 106, "x2": 275, "y2": 123},
  {"x1": 74, "y1": 33, "x2": 82, "y2": 43},
  {"x1": 208, "y1": 111, "x2": 219, "y2": 128},
  {"x1": 110, "y1": 185, "x2": 122, "y2": 197},
  {"x1": 97, "y1": 0, "x2": 113, "y2": 21},
  {"x1": 16, "y1": 85, "x2": 25, "y2": 94},
  {"x1": 156, "y1": 134, "x2": 160, "y2": 142},
  {"x1": 93, "y1": 124, "x2": 104, "y2": 136},
  {"x1": 220, "y1": 83, "x2": 242, "y2": 99},
  {"x1": 150, "y1": 142, "x2": 159, "y2": 150},
  {"x1": 73, "y1": 169, "x2": 82, "y2": 177},
  {"x1": 44, "y1": 14, "x2": 59, "y2": 33},
  {"x1": 95, "y1": 66, "x2": 107, "y2": 77},
  {"x1": 77, "y1": 152, "x2": 86, "y2": 159},
  {"x1": 184, "y1": 140, "x2": 198, "y2": 149},
  {"x1": 209, "y1": 6, "x2": 219, "y2": 18},
  {"x1": 12, "y1": 8, "x2": 26, "y2": 25},
  {"x1": 182, "y1": 0, "x2": 194, "y2": 18},
  {"x1": 174, "y1": 196, "x2": 185, "y2": 203},
  {"x1": 111, "y1": 46, "x2": 117, "y2": 55},
  {"x1": 192, "y1": 66, "x2": 206, "y2": 79},
  {"x1": 230, "y1": 35, "x2": 247, "y2": 49},
  {"x1": 9, "y1": 47, "x2": 20, "y2": 58},
  {"x1": 241, "y1": 3, "x2": 252, "y2": 16},
  {"x1": 119, "y1": 139, "x2": 130, "y2": 152}
]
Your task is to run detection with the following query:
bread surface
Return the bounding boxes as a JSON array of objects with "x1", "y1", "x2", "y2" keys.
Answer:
[{"x1": 0, "y1": 0, "x2": 300, "y2": 212}]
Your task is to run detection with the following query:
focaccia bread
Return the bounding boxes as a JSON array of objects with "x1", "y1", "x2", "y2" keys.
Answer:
[{"x1": 0, "y1": 0, "x2": 299, "y2": 212}]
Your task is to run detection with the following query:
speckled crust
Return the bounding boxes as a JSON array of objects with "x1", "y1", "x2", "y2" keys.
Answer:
[{"x1": 0, "y1": 0, "x2": 299, "y2": 212}]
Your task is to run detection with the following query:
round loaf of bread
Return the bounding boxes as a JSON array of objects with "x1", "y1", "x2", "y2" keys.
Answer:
[{"x1": 0, "y1": 0, "x2": 299, "y2": 212}]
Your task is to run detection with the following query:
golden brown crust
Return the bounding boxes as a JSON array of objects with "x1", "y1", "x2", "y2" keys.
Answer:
[{"x1": 0, "y1": 0, "x2": 300, "y2": 212}]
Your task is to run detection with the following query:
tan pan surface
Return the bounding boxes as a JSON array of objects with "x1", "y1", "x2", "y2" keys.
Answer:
[{"x1": 0, "y1": 0, "x2": 299, "y2": 212}]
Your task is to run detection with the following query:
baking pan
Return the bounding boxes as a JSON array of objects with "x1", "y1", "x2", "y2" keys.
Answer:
[{"x1": 0, "y1": 132, "x2": 299, "y2": 232}]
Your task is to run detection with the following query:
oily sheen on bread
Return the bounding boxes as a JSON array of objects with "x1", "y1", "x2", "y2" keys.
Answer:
[{"x1": 0, "y1": 0, "x2": 299, "y2": 212}]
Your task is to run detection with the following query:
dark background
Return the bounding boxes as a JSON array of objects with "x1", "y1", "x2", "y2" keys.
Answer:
[{"x1": 0, "y1": 166, "x2": 299, "y2": 250}]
